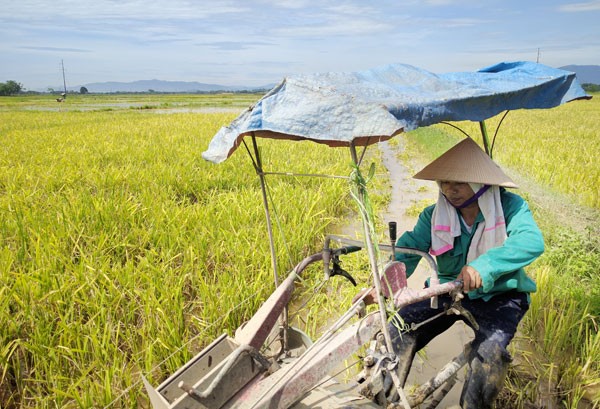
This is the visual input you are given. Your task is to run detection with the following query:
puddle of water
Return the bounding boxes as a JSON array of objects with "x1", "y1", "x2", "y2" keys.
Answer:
[
  {"x1": 14, "y1": 104, "x2": 247, "y2": 113},
  {"x1": 150, "y1": 107, "x2": 244, "y2": 114}
]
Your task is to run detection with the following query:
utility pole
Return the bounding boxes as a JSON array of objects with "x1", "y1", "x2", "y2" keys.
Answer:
[
  {"x1": 61, "y1": 60, "x2": 67, "y2": 98},
  {"x1": 536, "y1": 48, "x2": 541, "y2": 63}
]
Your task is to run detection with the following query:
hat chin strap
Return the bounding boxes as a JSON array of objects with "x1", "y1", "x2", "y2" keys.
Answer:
[{"x1": 444, "y1": 184, "x2": 491, "y2": 209}]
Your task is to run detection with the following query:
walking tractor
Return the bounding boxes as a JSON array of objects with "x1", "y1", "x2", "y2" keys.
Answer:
[{"x1": 143, "y1": 62, "x2": 590, "y2": 409}]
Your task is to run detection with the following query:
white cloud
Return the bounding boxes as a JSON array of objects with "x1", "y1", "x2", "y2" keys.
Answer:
[
  {"x1": 255, "y1": 0, "x2": 311, "y2": 9},
  {"x1": 558, "y1": 0, "x2": 600, "y2": 12},
  {"x1": 19, "y1": 46, "x2": 91, "y2": 53},
  {"x1": 2, "y1": 0, "x2": 248, "y2": 20},
  {"x1": 271, "y1": 19, "x2": 393, "y2": 37},
  {"x1": 2, "y1": 0, "x2": 598, "y2": 91}
]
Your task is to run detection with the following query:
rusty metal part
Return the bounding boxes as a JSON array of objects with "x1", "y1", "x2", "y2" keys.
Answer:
[
  {"x1": 407, "y1": 348, "x2": 469, "y2": 407},
  {"x1": 446, "y1": 289, "x2": 479, "y2": 331},
  {"x1": 228, "y1": 309, "x2": 382, "y2": 409}
]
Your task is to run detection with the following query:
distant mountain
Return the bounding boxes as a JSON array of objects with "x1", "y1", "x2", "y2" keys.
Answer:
[
  {"x1": 559, "y1": 65, "x2": 600, "y2": 85},
  {"x1": 69, "y1": 79, "x2": 275, "y2": 93},
  {"x1": 54, "y1": 65, "x2": 599, "y2": 93}
]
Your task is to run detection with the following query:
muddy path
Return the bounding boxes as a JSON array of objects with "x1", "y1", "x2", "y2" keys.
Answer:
[
  {"x1": 378, "y1": 140, "x2": 472, "y2": 407},
  {"x1": 327, "y1": 135, "x2": 597, "y2": 408},
  {"x1": 376, "y1": 138, "x2": 599, "y2": 408}
]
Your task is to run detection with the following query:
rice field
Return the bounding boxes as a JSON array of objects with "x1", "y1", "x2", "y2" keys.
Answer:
[
  {"x1": 0, "y1": 94, "x2": 364, "y2": 407},
  {"x1": 1, "y1": 93, "x2": 599, "y2": 408},
  {"x1": 433, "y1": 96, "x2": 600, "y2": 209}
]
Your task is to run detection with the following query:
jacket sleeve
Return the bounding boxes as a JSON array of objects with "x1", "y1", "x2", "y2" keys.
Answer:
[
  {"x1": 395, "y1": 205, "x2": 434, "y2": 277},
  {"x1": 468, "y1": 192, "x2": 545, "y2": 292}
]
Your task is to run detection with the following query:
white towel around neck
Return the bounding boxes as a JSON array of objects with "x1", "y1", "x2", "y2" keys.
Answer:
[{"x1": 430, "y1": 183, "x2": 507, "y2": 263}]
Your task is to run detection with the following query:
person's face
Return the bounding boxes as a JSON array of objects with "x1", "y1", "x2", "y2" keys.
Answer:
[{"x1": 440, "y1": 181, "x2": 475, "y2": 208}]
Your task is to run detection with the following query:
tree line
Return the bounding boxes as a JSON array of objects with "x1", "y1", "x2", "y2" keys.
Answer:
[
  {"x1": 2, "y1": 79, "x2": 598, "y2": 96},
  {"x1": 0, "y1": 80, "x2": 24, "y2": 96},
  {"x1": 583, "y1": 83, "x2": 600, "y2": 93}
]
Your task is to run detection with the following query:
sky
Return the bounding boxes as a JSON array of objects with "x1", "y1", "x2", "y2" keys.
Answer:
[{"x1": 1, "y1": 0, "x2": 599, "y2": 91}]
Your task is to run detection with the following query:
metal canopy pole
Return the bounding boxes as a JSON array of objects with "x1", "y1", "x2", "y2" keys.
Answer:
[
  {"x1": 251, "y1": 134, "x2": 289, "y2": 352},
  {"x1": 348, "y1": 143, "x2": 394, "y2": 353},
  {"x1": 251, "y1": 134, "x2": 279, "y2": 286},
  {"x1": 349, "y1": 143, "x2": 411, "y2": 408},
  {"x1": 479, "y1": 121, "x2": 492, "y2": 158}
]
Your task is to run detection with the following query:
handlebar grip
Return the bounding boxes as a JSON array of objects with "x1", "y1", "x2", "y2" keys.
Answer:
[
  {"x1": 389, "y1": 221, "x2": 397, "y2": 243},
  {"x1": 335, "y1": 245, "x2": 362, "y2": 255}
]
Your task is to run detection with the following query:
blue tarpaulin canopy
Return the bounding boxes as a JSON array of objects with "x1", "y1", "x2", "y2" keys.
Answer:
[{"x1": 202, "y1": 61, "x2": 589, "y2": 164}]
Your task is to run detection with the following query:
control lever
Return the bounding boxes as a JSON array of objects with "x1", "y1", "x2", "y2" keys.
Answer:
[
  {"x1": 330, "y1": 256, "x2": 357, "y2": 286},
  {"x1": 388, "y1": 221, "x2": 397, "y2": 260},
  {"x1": 446, "y1": 288, "x2": 479, "y2": 330},
  {"x1": 325, "y1": 245, "x2": 361, "y2": 286}
]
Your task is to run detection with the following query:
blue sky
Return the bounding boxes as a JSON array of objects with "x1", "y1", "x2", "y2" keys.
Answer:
[{"x1": 1, "y1": 0, "x2": 599, "y2": 91}]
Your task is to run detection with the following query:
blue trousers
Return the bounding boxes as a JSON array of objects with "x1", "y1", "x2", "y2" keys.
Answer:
[{"x1": 388, "y1": 290, "x2": 529, "y2": 409}]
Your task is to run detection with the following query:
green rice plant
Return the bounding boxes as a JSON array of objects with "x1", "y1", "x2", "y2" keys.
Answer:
[
  {"x1": 519, "y1": 266, "x2": 600, "y2": 408},
  {"x1": 405, "y1": 199, "x2": 435, "y2": 218},
  {"x1": 2, "y1": 93, "x2": 598, "y2": 408},
  {"x1": 539, "y1": 228, "x2": 600, "y2": 316},
  {"x1": 433, "y1": 94, "x2": 600, "y2": 209},
  {"x1": 0, "y1": 101, "x2": 368, "y2": 407}
]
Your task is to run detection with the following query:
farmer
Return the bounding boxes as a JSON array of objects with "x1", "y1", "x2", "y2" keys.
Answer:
[{"x1": 386, "y1": 137, "x2": 543, "y2": 408}]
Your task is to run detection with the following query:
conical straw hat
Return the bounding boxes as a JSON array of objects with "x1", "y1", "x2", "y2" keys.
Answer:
[{"x1": 413, "y1": 137, "x2": 518, "y2": 188}]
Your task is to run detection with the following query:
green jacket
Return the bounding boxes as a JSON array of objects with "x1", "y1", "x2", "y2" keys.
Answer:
[{"x1": 395, "y1": 189, "x2": 544, "y2": 301}]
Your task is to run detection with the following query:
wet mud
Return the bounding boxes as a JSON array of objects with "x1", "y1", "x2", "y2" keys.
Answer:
[{"x1": 379, "y1": 140, "x2": 473, "y2": 408}]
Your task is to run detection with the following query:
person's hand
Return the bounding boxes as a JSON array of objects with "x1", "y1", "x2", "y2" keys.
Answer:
[{"x1": 457, "y1": 265, "x2": 482, "y2": 292}]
